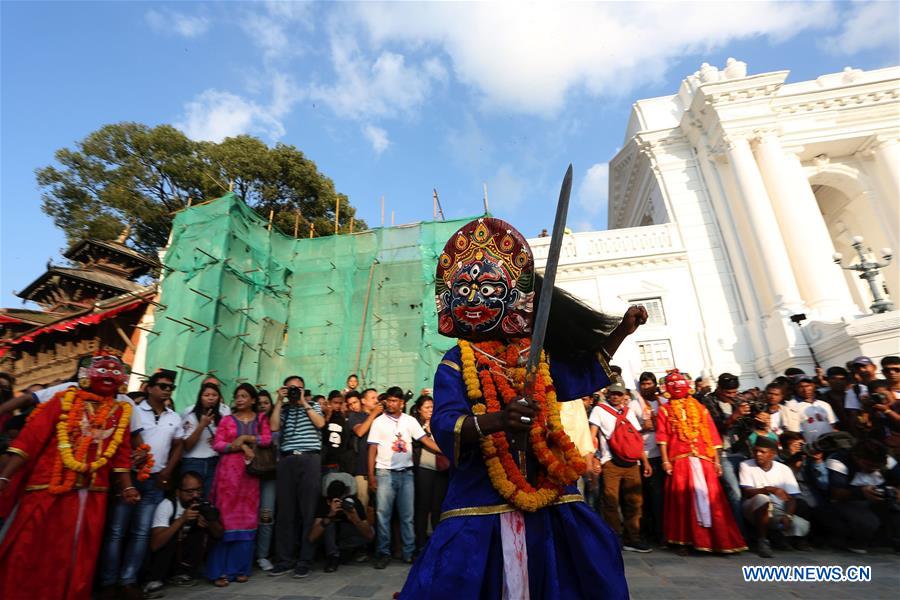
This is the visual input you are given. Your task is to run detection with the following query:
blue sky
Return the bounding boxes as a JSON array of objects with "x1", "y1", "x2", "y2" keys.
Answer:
[{"x1": 2, "y1": 1, "x2": 897, "y2": 308}]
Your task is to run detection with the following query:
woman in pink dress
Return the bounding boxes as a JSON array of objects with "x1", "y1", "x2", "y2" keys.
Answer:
[{"x1": 207, "y1": 383, "x2": 272, "y2": 586}]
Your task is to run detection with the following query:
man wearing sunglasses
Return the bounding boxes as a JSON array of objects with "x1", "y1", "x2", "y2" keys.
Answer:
[
  {"x1": 100, "y1": 370, "x2": 186, "y2": 599},
  {"x1": 881, "y1": 356, "x2": 900, "y2": 402}
]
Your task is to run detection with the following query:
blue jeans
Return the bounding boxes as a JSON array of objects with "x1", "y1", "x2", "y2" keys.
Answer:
[
  {"x1": 100, "y1": 475, "x2": 165, "y2": 586},
  {"x1": 720, "y1": 452, "x2": 747, "y2": 534},
  {"x1": 256, "y1": 478, "x2": 277, "y2": 559},
  {"x1": 375, "y1": 468, "x2": 414, "y2": 558}
]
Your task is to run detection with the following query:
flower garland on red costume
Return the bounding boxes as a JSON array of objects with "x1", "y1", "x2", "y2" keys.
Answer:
[
  {"x1": 32, "y1": 387, "x2": 132, "y2": 494},
  {"x1": 460, "y1": 338, "x2": 585, "y2": 512}
]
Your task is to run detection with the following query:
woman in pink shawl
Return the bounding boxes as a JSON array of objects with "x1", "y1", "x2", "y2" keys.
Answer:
[{"x1": 207, "y1": 383, "x2": 272, "y2": 586}]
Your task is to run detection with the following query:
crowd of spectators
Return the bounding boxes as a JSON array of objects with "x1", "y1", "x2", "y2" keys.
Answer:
[
  {"x1": 0, "y1": 353, "x2": 897, "y2": 597},
  {"x1": 582, "y1": 355, "x2": 900, "y2": 559}
]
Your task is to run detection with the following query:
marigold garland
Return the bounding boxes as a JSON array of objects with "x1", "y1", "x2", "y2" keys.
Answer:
[
  {"x1": 666, "y1": 397, "x2": 715, "y2": 458},
  {"x1": 460, "y1": 339, "x2": 586, "y2": 512},
  {"x1": 135, "y1": 444, "x2": 155, "y2": 481},
  {"x1": 47, "y1": 387, "x2": 132, "y2": 494}
]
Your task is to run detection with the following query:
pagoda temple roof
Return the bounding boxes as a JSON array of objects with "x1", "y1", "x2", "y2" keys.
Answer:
[
  {"x1": 16, "y1": 266, "x2": 145, "y2": 305},
  {"x1": 64, "y1": 238, "x2": 160, "y2": 277}
]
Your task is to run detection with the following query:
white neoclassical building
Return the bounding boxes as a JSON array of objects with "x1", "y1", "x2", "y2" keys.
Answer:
[{"x1": 534, "y1": 60, "x2": 899, "y2": 387}]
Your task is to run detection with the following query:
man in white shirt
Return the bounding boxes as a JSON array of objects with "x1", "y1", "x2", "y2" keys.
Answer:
[
  {"x1": 100, "y1": 370, "x2": 185, "y2": 596},
  {"x1": 783, "y1": 375, "x2": 837, "y2": 444},
  {"x1": 589, "y1": 382, "x2": 653, "y2": 553},
  {"x1": 367, "y1": 387, "x2": 441, "y2": 568},
  {"x1": 739, "y1": 436, "x2": 810, "y2": 558}
]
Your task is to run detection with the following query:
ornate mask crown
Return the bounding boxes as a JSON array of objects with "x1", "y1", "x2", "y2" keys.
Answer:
[{"x1": 435, "y1": 218, "x2": 534, "y2": 340}]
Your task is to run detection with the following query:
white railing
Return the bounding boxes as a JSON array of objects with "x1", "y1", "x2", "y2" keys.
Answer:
[{"x1": 529, "y1": 223, "x2": 682, "y2": 267}]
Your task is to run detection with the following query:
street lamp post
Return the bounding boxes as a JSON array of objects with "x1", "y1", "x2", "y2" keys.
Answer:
[{"x1": 833, "y1": 235, "x2": 895, "y2": 314}]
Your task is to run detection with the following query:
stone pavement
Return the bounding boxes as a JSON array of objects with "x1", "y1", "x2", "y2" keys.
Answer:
[{"x1": 159, "y1": 548, "x2": 899, "y2": 599}]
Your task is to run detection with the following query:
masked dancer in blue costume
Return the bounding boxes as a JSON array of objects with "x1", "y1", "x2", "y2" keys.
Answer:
[{"x1": 400, "y1": 217, "x2": 647, "y2": 599}]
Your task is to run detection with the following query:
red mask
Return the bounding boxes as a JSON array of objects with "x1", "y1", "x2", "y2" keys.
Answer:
[
  {"x1": 663, "y1": 370, "x2": 691, "y2": 399},
  {"x1": 87, "y1": 357, "x2": 128, "y2": 397}
]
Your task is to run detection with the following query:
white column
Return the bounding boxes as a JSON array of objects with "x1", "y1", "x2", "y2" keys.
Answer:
[
  {"x1": 725, "y1": 136, "x2": 803, "y2": 314},
  {"x1": 754, "y1": 134, "x2": 856, "y2": 319},
  {"x1": 871, "y1": 138, "x2": 900, "y2": 245}
]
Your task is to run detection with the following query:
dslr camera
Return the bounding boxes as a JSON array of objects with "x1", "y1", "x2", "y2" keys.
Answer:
[
  {"x1": 341, "y1": 496, "x2": 356, "y2": 513},
  {"x1": 190, "y1": 499, "x2": 220, "y2": 523},
  {"x1": 287, "y1": 385, "x2": 303, "y2": 401}
]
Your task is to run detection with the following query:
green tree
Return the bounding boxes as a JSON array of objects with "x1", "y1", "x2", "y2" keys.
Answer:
[{"x1": 37, "y1": 122, "x2": 363, "y2": 254}]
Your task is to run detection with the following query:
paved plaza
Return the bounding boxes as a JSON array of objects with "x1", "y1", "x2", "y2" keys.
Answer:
[{"x1": 159, "y1": 548, "x2": 898, "y2": 600}]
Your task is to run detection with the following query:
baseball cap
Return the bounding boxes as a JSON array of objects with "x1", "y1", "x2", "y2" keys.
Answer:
[
  {"x1": 792, "y1": 373, "x2": 816, "y2": 384},
  {"x1": 850, "y1": 356, "x2": 874, "y2": 367},
  {"x1": 607, "y1": 382, "x2": 627, "y2": 395},
  {"x1": 717, "y1": 373, "x2": 740, "y2": 390}
]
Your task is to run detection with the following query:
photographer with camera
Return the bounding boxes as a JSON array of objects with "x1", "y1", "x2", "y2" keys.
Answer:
[
  {"x1": 145, "y1": 471, "x2": 224, "y2": 596},
  {"x1": 858, "y1": 379, "x2": 900, "y2": 448},
  {"x1": 824, "y1": 438, "x2": 900, "y2": 553},
  {"x1": 309, "y1": 477, "x2": 374, "y2": 573},
  {"x1": 268, "y1": 375, "x2": 325, "y2": 578}
]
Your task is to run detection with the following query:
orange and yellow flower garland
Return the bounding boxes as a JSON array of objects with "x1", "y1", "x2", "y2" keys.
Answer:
[
  {"x1": 460, "y1": 339, "x2": 586, "y2": 512},
  {"x1": 135, "y1": 444, "x2": 155, "y2": 481},
  {"x1": 48, "y1": 387, "x2": 132, "y2": 494},
  {"x1": 666, "y1": 397, "x2": 715, "y2": 458}
]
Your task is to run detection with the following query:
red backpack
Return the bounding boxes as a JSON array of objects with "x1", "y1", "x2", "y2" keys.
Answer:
[{"x1": 600, "y1": 404, "x2": 644, "y2": 462}]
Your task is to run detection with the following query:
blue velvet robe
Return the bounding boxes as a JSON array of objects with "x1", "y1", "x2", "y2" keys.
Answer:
[{"x1": 399, "y1": 346, "x2": 629, "y2": 599}]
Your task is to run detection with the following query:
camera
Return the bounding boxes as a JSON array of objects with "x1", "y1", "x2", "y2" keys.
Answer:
[
  {"x1": 874, "y1": 485, "x2": 900, "y2": 512},
  {"x1": 287, "y1": 386, "x2": 302, "y2": 401},
  {"x1": 341, "y1": 496, "x2": 356, "y2": 513},
  {"x1": 861, "y1": 392, "x2": 888, "y2": 410},
  {"x1": 191, "y1": 499, "x2": 220, "y2": 522}
]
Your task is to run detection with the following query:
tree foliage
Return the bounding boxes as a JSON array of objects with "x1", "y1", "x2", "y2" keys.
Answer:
[{"x1": 37, "y1": 123, "x2": 364, "y2": 254}]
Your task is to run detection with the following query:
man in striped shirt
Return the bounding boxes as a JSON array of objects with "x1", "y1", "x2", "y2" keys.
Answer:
[{"x1": 268, "y1": 375, "x2": 325, "y2": 578}]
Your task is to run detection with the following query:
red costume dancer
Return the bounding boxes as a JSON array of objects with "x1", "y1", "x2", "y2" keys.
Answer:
[
  {"x1": 657, "y1": 370, "x2": 746, "y2": 554},
  {"x1": 0, "y1": 353, "x2": 140, "y2": 600}
]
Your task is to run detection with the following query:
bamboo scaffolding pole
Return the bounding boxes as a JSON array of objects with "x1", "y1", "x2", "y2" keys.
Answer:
[
  {"x1": 353, "y1": 259, "x2": 378, "y2": 373},
  {"x1": 335, "y1": 197, "x2": 340, "y2": 234}
]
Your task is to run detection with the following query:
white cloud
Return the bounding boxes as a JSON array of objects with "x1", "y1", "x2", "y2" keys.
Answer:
[
  {"x1": 145, "y1": 9, "x2": 210, "y2": 38},
  {"x1": 239, "y1": 1, "x2": 314, "y2": 61},
  {"x1": 175, "y1": 75, "x2": 300, "y2": 142},
  {"x1": 346, "y1": 2, "x2": 838, "y2": 115},
  {"x1": 307, "y1": 32, "x2": 448, "y2": 120},
  {"x1": 824, "y1": 1, "x2": 899, "y2": 54},
  {"x1": 362, "y1": 124, "x2": 390, "y2": 153},
  {"x1": 575, "y1": 163, "x2": 609, "y2": 230}
]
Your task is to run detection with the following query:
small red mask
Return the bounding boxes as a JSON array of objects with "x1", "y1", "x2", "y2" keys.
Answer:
[
  {"x1": 87, "y1": 356, "x2": 128, "y2": 397},
  {"x1": 662, "y1": 370, "x2": 691, "y2": 400}
]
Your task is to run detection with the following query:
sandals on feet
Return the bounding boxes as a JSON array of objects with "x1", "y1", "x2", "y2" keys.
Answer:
[
  {"x1": 235, "y1": 575, "x2": 249, "y2": 583},
  {"x1": 214, "y1": 577, "x2": 229, "y2": 587}
]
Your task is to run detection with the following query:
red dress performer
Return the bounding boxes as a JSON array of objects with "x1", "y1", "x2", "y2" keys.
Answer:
[
  {"x1": 0, "y1": 353, "x2": 140, "y2": 600},
  {"x1": 656, "y1": 369, "x2": 746, "y2": 554}
]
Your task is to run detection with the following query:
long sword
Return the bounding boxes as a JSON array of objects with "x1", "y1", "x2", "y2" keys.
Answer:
[{"x1": 512, "y1": 164, "x2": 573, "y2": 479}]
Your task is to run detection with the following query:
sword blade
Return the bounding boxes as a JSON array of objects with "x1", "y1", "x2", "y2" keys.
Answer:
[
  {"x1": 526, "y1": 164, "x2": 573, "y2": 374},
  {"x1": 512, "y1": 164, "x2": 573, "y2": 481}
]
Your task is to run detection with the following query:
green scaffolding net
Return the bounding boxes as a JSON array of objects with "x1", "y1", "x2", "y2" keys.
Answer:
[{"x1": 146, "y1": 193, "x2": 477, "y2": 411}]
